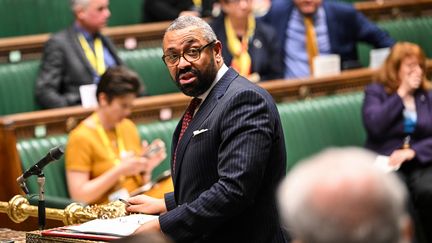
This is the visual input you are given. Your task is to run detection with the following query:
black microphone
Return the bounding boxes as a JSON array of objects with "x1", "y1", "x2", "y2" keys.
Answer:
[{"x1": 16, "y1": 145, "x2": 64, "y2": 194}]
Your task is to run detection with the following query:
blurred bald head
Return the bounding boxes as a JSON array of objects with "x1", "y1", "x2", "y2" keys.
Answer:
[{"x1": 278, "y1": 147, "x2": 412, "y2": 243}]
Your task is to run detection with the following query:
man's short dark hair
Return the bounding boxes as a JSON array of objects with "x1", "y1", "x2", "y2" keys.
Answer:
[{"x1": 96, "y1": 66, "x2": 142, "y2": 103}]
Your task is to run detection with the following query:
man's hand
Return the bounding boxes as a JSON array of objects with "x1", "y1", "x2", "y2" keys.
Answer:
[
  {"x1": 126, "y1": 194, "x2": 167, "y2": 215},
  {"x1": 133, "y1": 218, "x2": 161, "y2": 234}
]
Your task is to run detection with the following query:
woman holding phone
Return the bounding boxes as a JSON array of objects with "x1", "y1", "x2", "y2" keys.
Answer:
[{"x1": 66, "y1": 66, "x2": 166, "y2": 204}]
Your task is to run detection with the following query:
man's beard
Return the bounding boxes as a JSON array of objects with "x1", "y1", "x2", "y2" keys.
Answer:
[{"x1": 174, "y1": 56, "x2": 217, "y2": 97}]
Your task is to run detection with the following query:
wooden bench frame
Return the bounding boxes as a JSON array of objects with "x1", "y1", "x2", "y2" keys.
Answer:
[
  {"x1": 1, "y1": 61, "x2": 431, "y2": 230},
  {"x1": 0, "y1": 0, "x2": 431, "y2": 62}
]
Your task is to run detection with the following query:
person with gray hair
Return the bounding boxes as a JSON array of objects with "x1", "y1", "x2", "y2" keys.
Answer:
[
  {"x1": 35, "y1": 0, "x2": 122, "y2": 109},
  {"x1": 278, "y1": 147, "x2": 413, "y2": 243},
  {"x1": 125, "y1": 16, "x2": 288, "y2": 242}
]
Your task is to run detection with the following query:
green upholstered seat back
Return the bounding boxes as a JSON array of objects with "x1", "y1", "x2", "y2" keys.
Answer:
[
  {"x1": 120, "y1": 48, "x2": 178, "y2": 96},
  {"x1": 358, "y1": 16, "x2": 432, "y2": 67},
  {"x1": 0, "y1": 0, "x2": 144, "y2": 38},
  {"x1": 278, "y1": 92, "x2": 366, "y2": 170},
  {"x1": 137, "y1": 119, "x2": 179, "y2": 181},
  {"x1": 17, "y1": 135, "x2": 69, "y2": 198},
  {"x1": 17, "y1": 135, "x2": 74, "y2": 208},
  {"x1": 0, "y1": 60, "x2": 40, "y2": 115},
  {"x1": 0, "y1": 47, "x2": 175, "y2": 115},
  {"x1": 15, "y1": 120, "x2": 178, "y2": 205},
  {"x1": 108, "y1": 0, "x2": 143, "y2": 27}
]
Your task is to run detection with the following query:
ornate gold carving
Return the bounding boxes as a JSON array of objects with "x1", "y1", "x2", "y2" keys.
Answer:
[{"x1": 0, "y1": 195, "x2": 127, "y2": 225}]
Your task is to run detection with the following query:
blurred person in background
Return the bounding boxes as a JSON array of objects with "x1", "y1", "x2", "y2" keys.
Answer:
[
  {"x1": 262, "y1": 0, "x2": 394, "y2": 79},
  {"x1": 210, "y1": 0, "x2": 283, "y2": 82},
  {"x1": 142, "y1": 0, "x2": 216, "y2": 22},
  {"x1": 66, "y1": 66, "x2": 166, "y2": 205},
  {"x1": 362, "y1": 42, "x2": 432, "y2": 242},
  {"x1": 278, "y1": 147, "x2": 413, "y2": 243},
  {"x1": 36, "y1": 0, "x2": 121, "y2": 109}
]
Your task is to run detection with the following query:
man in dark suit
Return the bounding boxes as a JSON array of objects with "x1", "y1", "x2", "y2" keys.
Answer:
[
  {"x1": 35, "y1": 0, "x2": 121, "y2": 109},
  {"x1": 262, "y1": 0, "x2": 395, "y2": 79},
  {"x1": 126, "y1": 16, "x2": 288, "y2": 243}
]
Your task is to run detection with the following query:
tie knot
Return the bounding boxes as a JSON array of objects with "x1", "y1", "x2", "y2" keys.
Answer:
[{"x1": 188, "y1": 98, "x2": 202, "y2": 112}]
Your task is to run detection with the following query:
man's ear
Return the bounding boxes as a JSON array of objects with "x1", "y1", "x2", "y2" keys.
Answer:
[{"x1": 213, "y1": 41, "x2": 223, "y2": 63}]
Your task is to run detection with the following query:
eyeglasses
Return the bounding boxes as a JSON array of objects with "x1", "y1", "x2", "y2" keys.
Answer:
[{"x1": 162, "y1": 41, "x2": 216, "y2": 67}]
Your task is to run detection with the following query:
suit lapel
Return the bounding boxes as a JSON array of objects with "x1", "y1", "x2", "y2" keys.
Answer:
[
  {"x1": 173, "y1": 68, "x2": 239, "y2": 186},
  {"x1": 323, "y1": 2, "x2": 337, "y2": 54}
]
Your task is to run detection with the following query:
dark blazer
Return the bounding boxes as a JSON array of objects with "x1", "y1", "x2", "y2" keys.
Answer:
[
  {"x1": 143, "y1": 0, "x2": 215, "y2": 22},
  {"x1": 35, "y1": 26, "x2": 121, "y2": 109},
  {"x1": 362, "y1": 83, "x2": 432, "y2": 164},
  {"x1": 210, "y1": 15, "x2": 283, "y2": 81},
  {"x1": 262, "y1": 0, "x2": 395, "y2": 71},
  {"x1": 158, "y1": 68, "x2": 287, "y2": 243}
]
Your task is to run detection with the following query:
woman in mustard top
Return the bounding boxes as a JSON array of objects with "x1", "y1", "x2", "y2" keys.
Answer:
[{"x1": 66, "y1": 66, "x2": 166, "y2": 204}]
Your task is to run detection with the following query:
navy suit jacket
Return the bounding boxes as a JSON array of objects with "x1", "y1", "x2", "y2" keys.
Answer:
[
  {"x1": 362, "y1": 83, "x2": 432, "y2": 164},
  {"x1": 210, "y1": 15, "x2": 283, "y2": 81},
  {"x1": 35, "y1": 26, "x2": 121, "y2": 109},
  {"x1": 262, "y1": 0, "x2": 395, "y2": 71},
  {"x1": 159, "y1": 68, "x2": 287, "y2": 243}
]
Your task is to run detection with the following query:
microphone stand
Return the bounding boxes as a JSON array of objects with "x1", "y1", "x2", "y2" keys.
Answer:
[{"x1": 37, "y1": 172, "x2": 46, "y2": 230}]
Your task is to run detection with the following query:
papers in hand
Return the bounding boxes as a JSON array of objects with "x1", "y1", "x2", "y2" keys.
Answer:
[
  {"x1": 66, "y1": 214, "x2": 158, "y2": 237},
  {"x1": 374, "y1": 155, "x2": 400, "y2": 173}
]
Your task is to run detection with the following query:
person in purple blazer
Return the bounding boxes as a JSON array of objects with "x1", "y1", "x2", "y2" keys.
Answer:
[{"x1": 362, "y1": 42, "x2": 432, "y2": 242}]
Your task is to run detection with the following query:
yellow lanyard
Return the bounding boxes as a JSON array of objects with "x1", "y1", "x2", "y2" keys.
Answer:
[
  {"x1": 225, "y1": 15, "x2": 255, "y2": 76},
  {"x1": 78, "y1": 34, "x2": 106, "y2": 76},
  {"x1": 92, "y1": 113, "x2": 125, "y2": 165},
  {"x1": 192, "y1": 0, "x2": 201, "y2": 8}
]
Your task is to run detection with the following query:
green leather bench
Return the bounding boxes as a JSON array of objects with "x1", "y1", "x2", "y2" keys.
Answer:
[
  {"x1": 16, "y1": 119, "x2": 178, "y2": 209},
  {"x1": 358, "y1": 16, "x2": 432, "y2": 67},
  {"x1": 277, "y1": 92, "x2": 366, "y2": 170},
  {"x1": 15, "y1": 92, "x2": 366, "y2": 209},
  {"x1": 0, "y1": 47, "x2": 177, "y2": 115},
  {"x1": 0, "y1": 60, "x2": 40, "y2": 115},
  {"x1": 0, "y1": 0, "x2": 143, "y2": 38},
  {"x1": 120, "y1": 47, "x2": 178, "y2": 96}
]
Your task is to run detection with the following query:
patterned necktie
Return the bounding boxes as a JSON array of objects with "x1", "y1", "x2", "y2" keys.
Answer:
[
  {"x1": 173, "y1": 97, "x2": 202, "y2": 174},
  {"x1": 304, "y1": 16, "x2": 319, "y2": 75}
]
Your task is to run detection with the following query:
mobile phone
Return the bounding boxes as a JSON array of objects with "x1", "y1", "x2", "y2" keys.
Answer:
[
  {"x1": 143, "y1": 144, "x2": 162, "y2": 158},
  {"x1": 119, "y1": 198, "x2": 131, "y2": 207}
]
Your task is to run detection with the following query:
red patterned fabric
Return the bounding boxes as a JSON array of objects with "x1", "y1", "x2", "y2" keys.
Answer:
[{"x1": 173, "y1": 98, "x2": 202, "y2": 173}]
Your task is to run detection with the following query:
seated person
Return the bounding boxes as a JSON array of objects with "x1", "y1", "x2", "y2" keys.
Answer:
[
  {"x1": 65, "y1": 66, "x2": 166, "y2": 205},
  {"x1": 210, "y1": 0, "x2": 283, "y2": 82},
  {"x1": 278, "y1": 147, "x2": 412, "y2": 243},
  {"x1": 362, "y1": 42, "x2": 432, "y2": 242},
  {"x1": 36, "y1": 0, "x2": 121, "y2": 109},
  {"x1": 262, "y1": 0, "x2": 395, "y2": 79},
  {"x1": 143, "y1": 0, "x2": 216, "y2": 22}
]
